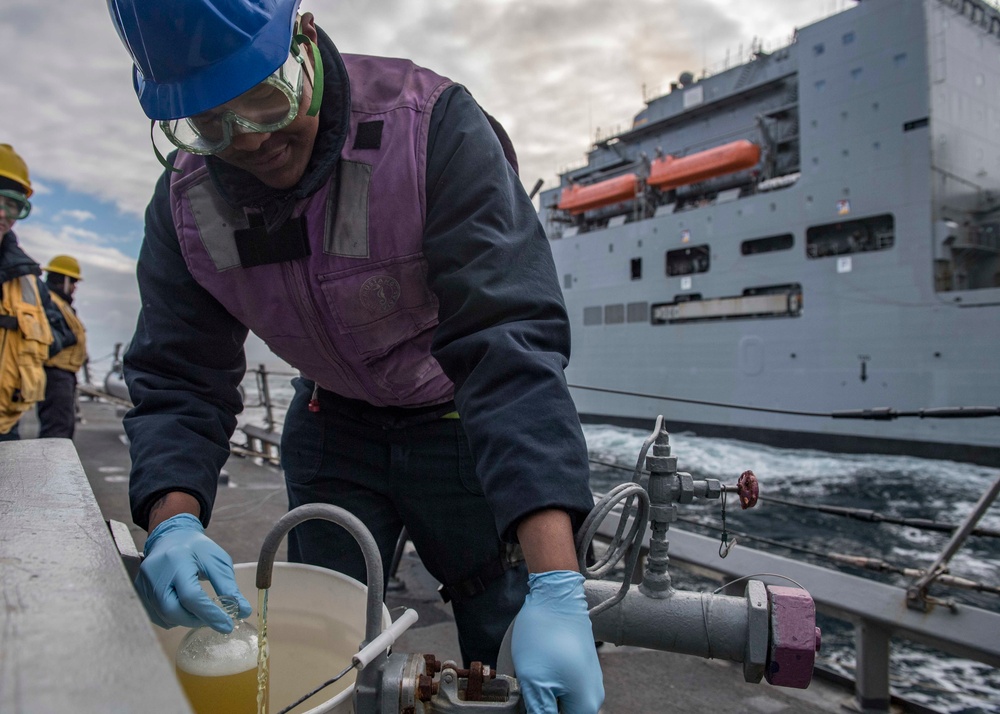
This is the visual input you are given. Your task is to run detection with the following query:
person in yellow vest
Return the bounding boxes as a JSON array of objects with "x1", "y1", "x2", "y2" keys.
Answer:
[
  {"x1": 38, "y1": 255, "x2": 88, "y2": 438},
  {"x1": 0, "y1": 144, "x2": 77, "y2": 442}
]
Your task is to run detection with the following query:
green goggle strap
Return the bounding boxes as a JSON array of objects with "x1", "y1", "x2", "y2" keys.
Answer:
[
  {"x1": 151, "y1": 27, "x2": 323, "y2": 173},
  {"x1": 294, "y1": 32, "x2": 324, "y2": 118},
  {"x1": 151, "y1": 120, "x2": 183, "y2": 174}
]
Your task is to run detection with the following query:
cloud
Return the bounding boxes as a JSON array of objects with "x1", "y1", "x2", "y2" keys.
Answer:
[
  {"x1": 54, "y1": 209, "x2": 96, "y2": 223},
  {"x1": 308, "y1": 0, "x2": 838, "y2": 193},
  {"x1": 29, "y1": 180, "x2": 52, "y2": 196},
  {"x1": 1, "y1": 0, "x2": 851, "y2": 372},
  {"x1": 1, "y1": 1, "x2": 159, "y2": 217},
  {"x1": 3, "y1": 0, "x2": 840, "y2": 218}
]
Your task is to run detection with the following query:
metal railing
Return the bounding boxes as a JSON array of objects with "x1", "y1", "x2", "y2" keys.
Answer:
[{"x1": 236, "y1": 364, "x2": 295, "y2": 463}]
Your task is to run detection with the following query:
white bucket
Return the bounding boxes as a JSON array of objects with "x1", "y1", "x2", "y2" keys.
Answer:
[{"x1": 156, "y1": 562, "x2": 391, "y2": 714}]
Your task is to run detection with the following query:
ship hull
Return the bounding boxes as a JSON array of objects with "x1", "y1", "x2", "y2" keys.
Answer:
[{"x1": 543, "y1": 0, "x2": 1000, "y2": 466}]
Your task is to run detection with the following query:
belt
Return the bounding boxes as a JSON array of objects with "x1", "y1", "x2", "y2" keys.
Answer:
[{"x1": 307, "y1": 381, "x2": 459, "y2": 426}]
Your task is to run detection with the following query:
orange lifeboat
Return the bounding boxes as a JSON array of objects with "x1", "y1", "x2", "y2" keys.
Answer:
[
  {"x1": 558, "y1": 173, "x2": 639, "y2": 215},
  {"x1": 647, "y1": 140, "x2": 760, "y2": 191}
]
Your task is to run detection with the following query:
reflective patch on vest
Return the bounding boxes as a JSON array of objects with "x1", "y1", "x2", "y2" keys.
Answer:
[
  {"x1": 359, "y1": 276, "x2": 401, "y2": 314},
  {"x1": 19, "y1": 276, "x2": 37, "y2": 305},
  {"x1": 325, "y1": 160, "x2": 370, "y2": 258},
  {"x1": 0, "y1": 273, "x2": 53, "y2": 429},
  {"x1": 188, "y1": 182, "x2": 250, "y2": 271}
]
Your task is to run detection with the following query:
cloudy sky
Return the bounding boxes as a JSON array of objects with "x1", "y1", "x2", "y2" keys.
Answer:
[{"x1": 0, "y1": 0, "x2": 848, "y2": 374}]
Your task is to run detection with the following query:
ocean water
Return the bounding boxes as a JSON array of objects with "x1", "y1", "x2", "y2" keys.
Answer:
[{"x1": 239, "y1": 373, "x2": 1000, "y2": 713}]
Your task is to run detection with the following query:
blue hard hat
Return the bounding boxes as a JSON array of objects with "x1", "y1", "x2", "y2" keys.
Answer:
[{"x1": 106, "y1": 0, "x2": 302, "y2": 120}]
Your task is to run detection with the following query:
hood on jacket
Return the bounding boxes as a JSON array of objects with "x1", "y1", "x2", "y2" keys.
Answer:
[{"x1": 205, "y1": 25, "x2": 351, "y2": 231}]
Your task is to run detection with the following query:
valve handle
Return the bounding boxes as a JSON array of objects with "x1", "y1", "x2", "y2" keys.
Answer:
[
  {"x1": 737, "y1": 470, "x2": 759, "y2": 509},
  {"x1": 353, "y1": 608, "x2": 419, "y2": 669}
]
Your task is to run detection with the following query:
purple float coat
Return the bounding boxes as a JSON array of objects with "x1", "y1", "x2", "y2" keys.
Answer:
[
  {"x1": 125, "y1": 31, "x2": 596, "y2": 541},
  {"x1": 169, "y1": 56, "x2": 455, "y2": 407}
]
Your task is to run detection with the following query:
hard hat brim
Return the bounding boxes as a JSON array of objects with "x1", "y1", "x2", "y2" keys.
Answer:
[
  {"x1": 0, "y1": 170, "x2": 31, "y2": 198},
  {"x1": 45, "y1": 256, "x2": 83, "y2": 280}
]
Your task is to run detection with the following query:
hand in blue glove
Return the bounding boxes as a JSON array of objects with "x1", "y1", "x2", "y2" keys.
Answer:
[
  {"x1": 135, "y1": 513, "x2": 252, "y2": 633},
  {"x1": 511, "y1": 570, "x2": 605, "y2": 713}
]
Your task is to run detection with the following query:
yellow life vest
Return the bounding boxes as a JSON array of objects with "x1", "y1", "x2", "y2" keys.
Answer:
[
  {"x1": 0, "y1": 274, "x2": 54, "y2": 433},
  {"x1": 45, "y1": 292, "x2": 87, "y2": 373}
]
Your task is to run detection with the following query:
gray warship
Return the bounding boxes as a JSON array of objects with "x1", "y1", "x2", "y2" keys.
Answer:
[{"x1": 539, "y1": 0, "x2": 1000, "y2": 466}]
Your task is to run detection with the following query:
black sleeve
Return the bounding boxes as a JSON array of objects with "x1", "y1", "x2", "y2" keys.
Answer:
[
  {"x1": 123, "y1": 162, "x2": 249, "y2": 531},
  {"x1": 37, "y1": 279, "x2": 77, "y2": 357},
  {"x1": 423, "y1": 86, "x2": 595, "y2": 542}
]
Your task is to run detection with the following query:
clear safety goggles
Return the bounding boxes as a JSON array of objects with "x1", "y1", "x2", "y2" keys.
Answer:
[
  {"x1": 0, "y1": 190, "x2": 31, "y2": 220},
  {"x1": 161, "y1": 48, "x2": 309, "y2": 156}
]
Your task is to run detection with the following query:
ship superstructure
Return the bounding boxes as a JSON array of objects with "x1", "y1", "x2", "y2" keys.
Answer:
[{"x1": 541, "y1": 0, "x2": 1000, "y2": 466}]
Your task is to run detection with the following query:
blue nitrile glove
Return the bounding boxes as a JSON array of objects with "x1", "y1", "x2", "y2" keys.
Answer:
[
  {"x1": 135, "y1": 513, "x2": 252, "y2": 633},
  {"x1": 511, "y1": 570, "x2": 605, "y2": 714}
]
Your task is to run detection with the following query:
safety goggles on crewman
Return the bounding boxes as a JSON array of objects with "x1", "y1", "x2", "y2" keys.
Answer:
[
  {"x1": 107, "y1": 0, "x2": 324, "y2": 165},
  {"x1": 160, "y1": 42, "x2": 311, "y2": 156},
  {"x1": 0, "y1": 191, "x2": 30, "y2": 220}
]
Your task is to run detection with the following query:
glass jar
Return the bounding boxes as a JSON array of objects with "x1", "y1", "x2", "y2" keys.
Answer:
[{"x1": 175, "y1": 595, "x2": 263, "y2": 714}]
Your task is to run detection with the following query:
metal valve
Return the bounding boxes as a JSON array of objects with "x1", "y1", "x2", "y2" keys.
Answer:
[
  {"x1": 734, "y1": 469, "x2": 759, "y2": 509},
  {"x1": 719, "y1": 470, "x2": 759, "y2": 557},
  {"x1": 386, "y1": 653, "x2": 522, "y2": 713}
]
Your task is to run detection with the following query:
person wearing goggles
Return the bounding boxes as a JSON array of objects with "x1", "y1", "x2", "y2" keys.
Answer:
[
  {"x1": 0, "y1": 191, "x2": 31, "y2": 223},
  {"x1": 160, "y1": 42, "x2": 319, "y2": 158},
  {"x1": 0, "y1": 143, "x2": 78, "y2": 442},
  {"x1": 107, "y1": 2, "x2": 604, "y2": 712}
]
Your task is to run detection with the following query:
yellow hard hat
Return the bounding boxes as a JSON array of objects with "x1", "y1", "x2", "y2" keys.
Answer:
[
  {"x1": 0, "y1": 144, "x2": 32, "y2": 198},
  {"x1": 45, "y1": 255, "x2": 82, "y2": 280}
]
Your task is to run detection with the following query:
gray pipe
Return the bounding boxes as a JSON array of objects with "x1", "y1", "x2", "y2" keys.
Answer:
[
  {"x1": 256, "y1": 503, "x2": 385, "y2": 645},
  {"x1": 585, "y1": 580, "x2": 751, "y2": 663}
]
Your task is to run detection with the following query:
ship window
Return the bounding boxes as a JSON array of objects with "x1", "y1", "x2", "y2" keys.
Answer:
[
  {"x1": 605, "y1": 304, "x2": 625, "y2": 324},
  {"x1": 666, "y1": 245, "x2": 710, "y2": 276},
  {"x1": 813, "y1": 43, "x2": 825, "y2": 56},
  {"x1": 894, "y1": 52, "x2": 908, "y2": 67},
  {"x1": 627, "y1": 302, "x2": 648, "y2": 323},
  {"x1": 563, "y1": 274, "x2": 573, "y2": 290},
  {"x1": 843, "y1": 31, "x2": 855, "y2": 45},
  {"x1": 674, "y1": 293, "x2": 702, "y2": 303},
  {"x1": 744, "y1": 283, "x2": 802, "y2": 297},
  {"x1": 583, "y1": 306, "x2": 602, "y2": 325},
  {"x1": 652, "y1": 288, "x2": 801, "y2": 325},
  {"x1": 806, "y1": 214, "x2": 894, "y2": 258},
  {"x1": 631, "y1": 258, "x2": 642, "y2": 280},
  {"x1": 741, "y1": 234, "x2": 794, "y2": 255}
]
